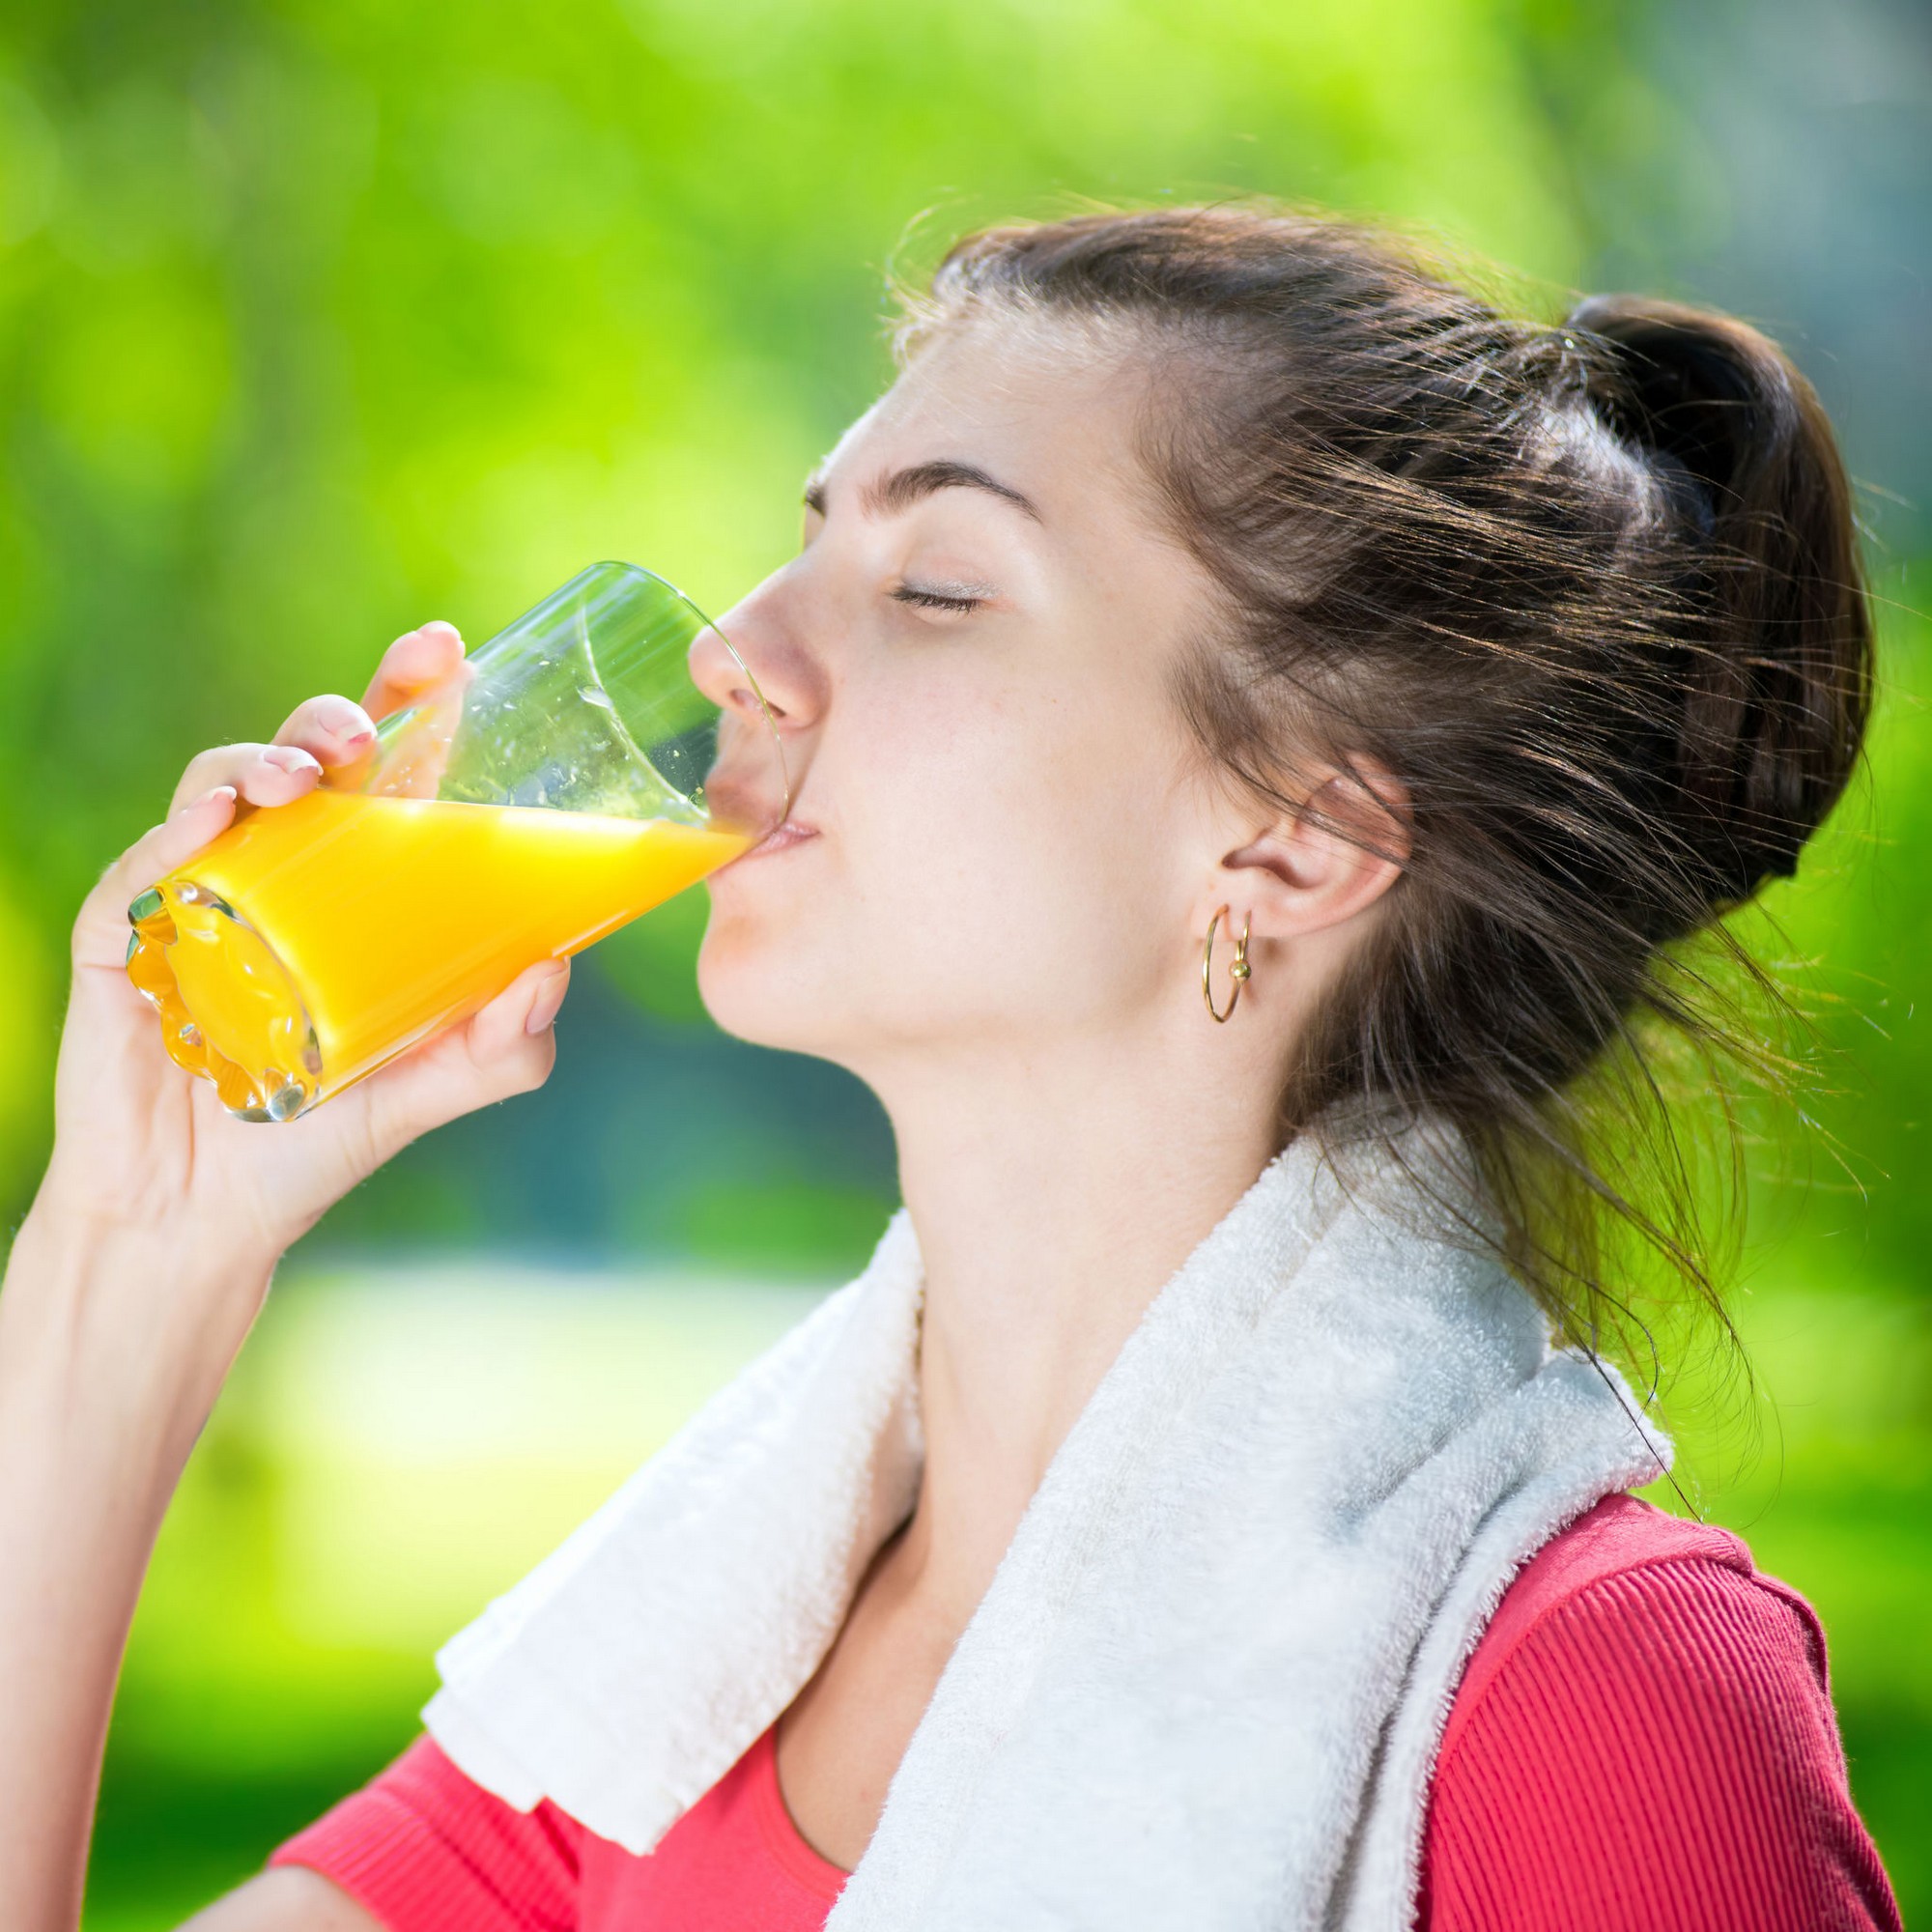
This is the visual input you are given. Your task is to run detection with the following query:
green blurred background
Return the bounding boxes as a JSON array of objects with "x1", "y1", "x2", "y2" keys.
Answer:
[{"x1": 0, "y1": 0, "x2": 1926, "y2": 1921}]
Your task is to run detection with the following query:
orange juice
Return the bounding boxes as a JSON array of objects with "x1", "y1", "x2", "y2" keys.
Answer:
[{"x1": 126, "y1": 789, "x2": 751, "y2": 1120}]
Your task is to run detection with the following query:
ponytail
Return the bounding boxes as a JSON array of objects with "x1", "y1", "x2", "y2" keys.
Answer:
[{"x1": 1566, "y1": 296, "x2": 1871, "y2": 911}]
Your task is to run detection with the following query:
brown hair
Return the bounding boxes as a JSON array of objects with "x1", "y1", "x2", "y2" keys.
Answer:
[{"x1": 899, "y1": 206, "x2": 1872, "y2": 1399}]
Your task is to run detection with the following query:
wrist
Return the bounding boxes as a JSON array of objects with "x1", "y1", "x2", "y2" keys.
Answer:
[{"x1": 2, "y1": 1204, "x2": 278, "y2": 1479}]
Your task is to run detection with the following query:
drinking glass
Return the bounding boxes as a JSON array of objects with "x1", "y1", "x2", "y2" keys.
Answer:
[{"x1": 125, "y1": 561, "x2": 785, "y2": 1122}]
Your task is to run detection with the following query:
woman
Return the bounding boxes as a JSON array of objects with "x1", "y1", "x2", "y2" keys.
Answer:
[{"x1": 0, "y1": 207, "x2": 1905, "y2": 1929}]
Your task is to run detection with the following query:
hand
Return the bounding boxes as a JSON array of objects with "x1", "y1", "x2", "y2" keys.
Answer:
[
  {"x1": 0, "y1": 622, "x2": 576, "y2": 1932},
  {"x1": 30, "y1": 620, "x2": 573, "y2": 1296}
]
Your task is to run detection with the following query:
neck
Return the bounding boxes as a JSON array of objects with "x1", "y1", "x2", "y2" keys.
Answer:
[{"x1": 867, "y1": 1026, "x2": 1285, "y2": 1619}]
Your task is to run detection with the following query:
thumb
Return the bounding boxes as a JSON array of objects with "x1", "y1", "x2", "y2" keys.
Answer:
[
  {"x1": 355, "y1": 957, "x2": 571, "y2": 1163},
  {"x1": 77, "y1": 785, "x2": 241, "y2": 972}
]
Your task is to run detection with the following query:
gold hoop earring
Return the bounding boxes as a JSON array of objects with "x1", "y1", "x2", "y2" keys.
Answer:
[{"x1": 1202, "y1": 906, "x2": 1253, "y2": 1024}]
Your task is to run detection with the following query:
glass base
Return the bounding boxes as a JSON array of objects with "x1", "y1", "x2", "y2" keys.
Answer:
[{"x1": 126, "y1": 879, "x2": 324, "y2": 1122}]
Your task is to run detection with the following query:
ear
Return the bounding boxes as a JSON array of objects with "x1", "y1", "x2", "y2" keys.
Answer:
[{"x1": 1208, "y1": 757, "x2": 1410, "y2": 942}]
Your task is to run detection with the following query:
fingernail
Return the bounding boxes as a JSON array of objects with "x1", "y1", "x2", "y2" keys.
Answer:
[
  {"x1": 323, "y1": 701, "x2": 375, "y2": 744},
  {"x1": 525, "y1": 968, "x2": 568, "y2": 1035},
  {"x1": 262, "y1": 745, "x2": 319, "y2": 775},
  {"x1": 189, "y1": 783, "x2": 239, "y2": 810}
]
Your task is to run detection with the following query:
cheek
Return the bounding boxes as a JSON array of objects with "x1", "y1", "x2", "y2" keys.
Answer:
[
  {"x1": 859, "y1": 680, "x2": 1173, "y2": 958},
  {"x1": 700, "y1": 675, "x2": 1191, "y2": 1045}
]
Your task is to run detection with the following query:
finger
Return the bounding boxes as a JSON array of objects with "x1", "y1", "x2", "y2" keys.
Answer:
[
  {"x1": 76, "y1": 784, "x2": 240, "y2": 970},
  {"x1": 166, "y1": 741, "x2": 326, "y2": 819},
  {"x1": 476, "y1": 954, "x2": 572, "y2": 1050},
  {"x1": 356, "y1": 959, "x2": 569, "y2": 1162},
  {"x1": 520, "y1": 955, "x2": 572, "y2": 1037},
  {"x1": 360, "y1": 621, "x2": 468, "y2": 724},
  {"x1": 270, "y1": 692, "x2": 380, "y2": 768}
]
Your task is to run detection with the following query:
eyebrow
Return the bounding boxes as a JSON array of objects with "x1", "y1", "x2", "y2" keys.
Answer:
[{"x1": 803, "y1": 459, "x2": 1043, "y2": 524}]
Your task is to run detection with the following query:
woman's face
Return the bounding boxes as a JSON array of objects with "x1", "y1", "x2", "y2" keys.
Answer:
[{"x1": 695, "y1": 317, "x2": 1249, "y2": 1083}]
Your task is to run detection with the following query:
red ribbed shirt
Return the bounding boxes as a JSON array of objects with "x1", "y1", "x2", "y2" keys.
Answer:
[{"x1": 272, "y1": 1492, "x2": 1902, "y2": 1929}]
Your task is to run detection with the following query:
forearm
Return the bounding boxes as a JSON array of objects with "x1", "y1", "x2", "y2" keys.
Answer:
[{"x1": 0, "y1": 1208, "x2": 277, "y2": 1932}]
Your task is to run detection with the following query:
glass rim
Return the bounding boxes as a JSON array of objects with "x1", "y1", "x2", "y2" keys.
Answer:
[{"x1": 584, "y1": 558, "x2": 792, "y2": 828}]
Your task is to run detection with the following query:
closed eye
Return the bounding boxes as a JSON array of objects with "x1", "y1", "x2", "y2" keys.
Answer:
[{"x1": 892, "y1": 582, "x2": 987, "y2": 614}]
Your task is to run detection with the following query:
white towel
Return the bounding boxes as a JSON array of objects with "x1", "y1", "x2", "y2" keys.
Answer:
[{"x1": 424, "y1": 1124, "x2": 1671, "y2": 1930}]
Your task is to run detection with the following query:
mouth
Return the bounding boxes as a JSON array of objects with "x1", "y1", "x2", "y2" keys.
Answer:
[{"x1": 727, "y1": 818, "x2": 819, "y2": 865}]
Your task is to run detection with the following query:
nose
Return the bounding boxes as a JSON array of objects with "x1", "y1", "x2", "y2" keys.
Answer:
[
  {"x1": 689, "y1": 569, "x2": 828, "y2": 730},
  {"x1": 688, "y1": 619, "x2": 778, "y2": 727},
  {"x1": 689, "y1": 572, "x2": 826, "y2": 831}
]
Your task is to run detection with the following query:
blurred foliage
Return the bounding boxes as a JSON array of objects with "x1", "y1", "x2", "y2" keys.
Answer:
[
  {"x1": 0, "y1": 0, "x2": 1925, "y2": 1920},
  {"x1": 0, "y1": 0, "x2": 1609, "y2": 1232}
]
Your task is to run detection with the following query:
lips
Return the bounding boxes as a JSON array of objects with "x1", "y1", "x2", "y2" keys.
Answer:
[{"x1": 733, "y1": 818, "x2": 818, "y2": 863}]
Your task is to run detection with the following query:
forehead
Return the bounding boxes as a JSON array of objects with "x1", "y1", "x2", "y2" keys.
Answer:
[{"x1": 824, "y1": 316, "x2": 1166, "y2": 535}]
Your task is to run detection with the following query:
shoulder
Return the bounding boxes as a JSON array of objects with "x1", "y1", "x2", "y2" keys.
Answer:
[
  {"x1": 1422, "y1": 1492, "x2": 1901, "y2": 1931},
  {"x1": 1437, "y1": 1491, "x2": 1814, "y2": 1763}
]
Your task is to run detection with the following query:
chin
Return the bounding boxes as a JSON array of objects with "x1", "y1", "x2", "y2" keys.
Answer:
[{"x1": 695, "y1": 912, "x2": 855, "y2": 1060}]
